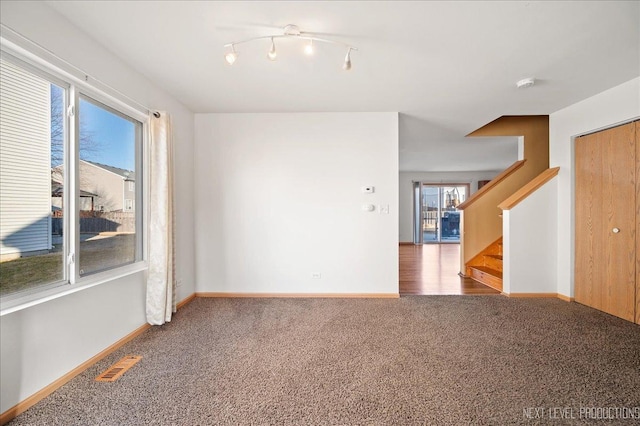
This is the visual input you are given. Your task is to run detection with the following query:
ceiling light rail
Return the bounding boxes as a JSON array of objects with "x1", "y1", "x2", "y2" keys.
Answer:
[{"x1": 223, "y1": 24, "x2": 358, "y2": 70}]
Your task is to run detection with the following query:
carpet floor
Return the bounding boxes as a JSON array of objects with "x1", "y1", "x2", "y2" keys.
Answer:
[{"x1": 9, "y1": 296, "x2": 640, "y2": 425}]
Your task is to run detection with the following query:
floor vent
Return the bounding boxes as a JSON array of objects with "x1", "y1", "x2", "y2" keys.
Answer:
[{"x1": 95, "y1": 355, "x2": 142, "y2": 382}]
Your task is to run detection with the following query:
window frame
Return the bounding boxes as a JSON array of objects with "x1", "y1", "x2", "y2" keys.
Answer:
[
  {"x1": 76, "y1": 93, "x2": 144, "y2": 276},
  {"x1": 0, "y1": 43, "x2": 150, "y2": 315},
  {"x1": 1, "y1": 51, "x2": 71, "y2": 291}
]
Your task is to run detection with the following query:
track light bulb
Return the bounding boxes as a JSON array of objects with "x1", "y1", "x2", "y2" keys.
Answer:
[
  {"x1": 268, "y1": 38, "x2": 277, "y2": 61},
  {"x1": 304, "y1": 39, "x2": 314, "y2": 55},
  {"x1": 225, "y1": 52, "x2": 237, "y2": 64},
  {"x1": 225, "y1": 45, "x2": 238, "y2": 65},
  {"x1": 343, "y1": 48, "x2": 352, "y2": 71}
]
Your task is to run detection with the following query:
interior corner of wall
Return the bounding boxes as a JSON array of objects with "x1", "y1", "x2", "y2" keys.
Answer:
[{"x1": 517, "y1": 136, "x2": 525, "y2": 160}]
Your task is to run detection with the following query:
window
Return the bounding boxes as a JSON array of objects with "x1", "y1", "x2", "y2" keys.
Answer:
[
  {"x1": 0, "y1": 57, "x2": 65, "y2": 296},
  {"x1": 0, "y1": 53, "x2": 146, "y2": 302},
  {"x1": 77, "y1": 96, "x2": 142, "y2": 276}
]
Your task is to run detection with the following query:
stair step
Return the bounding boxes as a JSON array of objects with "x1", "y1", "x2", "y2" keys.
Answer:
[
  {"x1": 470, "y1": 266, "x2": 502, "y2": 277},
  {"x1": 469, "y1": 266, "x2": 503, "y2": 292},
  {"x1": 483, "y1": 254, "x2": 503, "y2": 272}
]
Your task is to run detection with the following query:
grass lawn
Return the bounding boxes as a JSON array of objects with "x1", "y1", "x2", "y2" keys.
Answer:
[
  {"x1": 0, "y1": 234, "x2": 135, "y2": 297},
  {"x1": 0, "y1": 252, "x2": 63, "y2": 296}
]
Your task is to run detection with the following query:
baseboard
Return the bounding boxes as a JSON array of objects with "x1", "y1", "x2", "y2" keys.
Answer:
[
  {"x1": 176, "y1": 293, "x2": 196, "y2": 310},
  {"x1": 196, "y1": 292, "x2": 399, "y2": 299},
  {"x1": 0, "y1": 322, "x2": 151, "y2": 425},
  {"x1": 0, "y1": 294, "x2": 197, "y2": 425},
  {"x1": 556, "y1": 293, "x2": 574, "y2": 302},
  {"x1": 399, "y1": 242, "x2": 414, "y2": 245},
  {"x1": 503, "y1": 292, "x2": 571, "y2": 300}
]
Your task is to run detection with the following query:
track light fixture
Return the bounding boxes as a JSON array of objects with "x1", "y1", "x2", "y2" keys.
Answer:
[
  {"x1": 343, "y1": 47, "x2": 353, "y2": 71},
  {"x1": 223, "y1": 24, "x2": 358, "y2": 70},
  {"x1": 304, "y1": 39, "x2": 314, "y2": 56},
  {"x1": 224, "y1": 44, "x2": 238, "y2": 65},
  {"x1": 268, "y1": 37, "x2": 277, "y2": 61}
]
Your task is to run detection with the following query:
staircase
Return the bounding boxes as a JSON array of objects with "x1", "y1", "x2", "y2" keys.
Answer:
[
  {"x1": 457, "y1": 115, "x2": 549, "y2": 295},
  {"x1": 466, "y1": 237, "x2": 503, "y2": 292}
]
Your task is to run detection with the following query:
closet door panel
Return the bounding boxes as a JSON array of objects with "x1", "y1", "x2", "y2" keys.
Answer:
[
  {"x1": 635, "y1": 122, "x2": 639, "y2": 325},
  {"x1": 575, "y1": 129, "x2": 603, "y2": 309},
  {"x1": 575, "y1": 121, "x2": 636, "y2": 322}
]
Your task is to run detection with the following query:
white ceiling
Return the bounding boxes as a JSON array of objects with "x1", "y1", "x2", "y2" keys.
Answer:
[{"x1": 46, "y1": 1, "x2": 639, "y2": 172}]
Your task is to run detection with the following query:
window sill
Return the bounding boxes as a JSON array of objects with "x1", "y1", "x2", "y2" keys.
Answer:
[{"x1": 0, "y1": 261, "x2": 148, "y2": 316}]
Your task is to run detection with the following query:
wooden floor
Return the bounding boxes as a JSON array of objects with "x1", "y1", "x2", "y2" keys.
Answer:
[{"x1": 399, "y1": 244, "x2": 500, "y2": 295}]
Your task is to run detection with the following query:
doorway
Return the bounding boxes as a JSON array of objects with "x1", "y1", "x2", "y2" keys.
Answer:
[
  {"x1": 574, "y1": 120, "x2": 638, "y2": 323},
  {"x1": 399, "y1": 244, "x2": 500, "y2": 295},
  {"x1": 414, "y1": 183, "x2": 469, "y2": 244}
]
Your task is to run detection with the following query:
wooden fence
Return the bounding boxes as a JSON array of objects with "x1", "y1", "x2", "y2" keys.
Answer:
[{"x1": 51, "y1": 211, "x2": 135, "y2": 234}]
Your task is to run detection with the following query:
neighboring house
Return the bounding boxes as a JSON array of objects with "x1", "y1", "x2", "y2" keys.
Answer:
[
  {"x1": 0, "y1": 58, "x2": 51, "y2": 260},
  {"x1": 51, "y1": 160, "x2": 135, "y2": 212}
]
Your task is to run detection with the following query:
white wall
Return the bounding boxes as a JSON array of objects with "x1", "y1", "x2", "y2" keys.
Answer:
[
  {"x1": 195, "y1": 113, "x2": 399, "y2": 295},
  {"x1": 0, "y1": 1, "x2": 195, "y2": 413},
  {"x1": 502, "y1": 178, "x2": 557, "y2": 295},
  {"x1": 398, "y1": 171, "x2": 500, "y2": 243},
  {"x1": 550, "y1": 77, "x2": 640, "y2": 298}
]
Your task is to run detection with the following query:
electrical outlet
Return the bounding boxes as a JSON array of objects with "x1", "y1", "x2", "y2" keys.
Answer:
[{"x1": 311, "y1": 273, "x2": 322, "y2": 279}]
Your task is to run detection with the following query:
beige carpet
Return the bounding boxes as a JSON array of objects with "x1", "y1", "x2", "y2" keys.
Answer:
[{"x1": 9, "y1": 296, "x2": 640, "y2": 425}]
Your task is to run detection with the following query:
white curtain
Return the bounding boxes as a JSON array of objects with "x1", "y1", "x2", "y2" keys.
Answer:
[{"x1": 146, "y1": 112, "x2": 176, "y2": 325}]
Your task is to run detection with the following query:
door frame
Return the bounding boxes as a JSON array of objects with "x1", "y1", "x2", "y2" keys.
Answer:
[
  {"x1": 413, "y1": 182, "x2": 470, "y2": 245},
  {"x1": 573, "y1": 120, "x2": 638, "y2": 322}
]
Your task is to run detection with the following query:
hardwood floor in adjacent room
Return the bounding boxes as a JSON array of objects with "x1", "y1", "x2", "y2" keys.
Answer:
[{"x1": 400, "y1": 244, "x2": 500, "y2": 295}]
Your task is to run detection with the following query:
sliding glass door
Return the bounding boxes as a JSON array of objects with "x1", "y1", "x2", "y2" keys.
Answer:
[
  {"x1": 422, "y1": 186, "x2": 439, "y2": 242},
  {"x1": 416, "y1": 184, "x2": 468, "y2": 244}
]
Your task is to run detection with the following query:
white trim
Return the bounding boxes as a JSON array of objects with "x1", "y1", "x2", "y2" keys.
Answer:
[
  {"x1": 0, "y1": 49, "x2": 70, "y2": 91},
  {"x1": 0, "y1": 261, "x2": 148, "y2": 316},
  {"x1": 573, "y1": 117, "x2": 639, "y2": 138},
  {"x1": 517, "y1": 136, "x2": 525, "y2": 161},
  {"x1": 69, "y1": 86, "x2": 79, "y2": 283},
  {"x1": 0, "y1": 35, "x2": 148, "y2": 123},
  {"x1": 0, "y1": 26, "x2": 151, "y2": 121}
]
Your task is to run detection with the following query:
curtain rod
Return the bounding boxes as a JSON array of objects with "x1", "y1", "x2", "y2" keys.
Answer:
[{"x1": 0, "y1": 24, "x2": 161, "y2": 118}]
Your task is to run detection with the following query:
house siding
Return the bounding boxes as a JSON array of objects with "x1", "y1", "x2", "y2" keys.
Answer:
[
  {"x1": 52, "y1": 161, "x2": 135, "y2": 212},
  {"x1": 123, "y1": 180, "x2": 135, "y2": 211},
  {"x1": 79, "y1": 161, "x2": 125, "y2": 211},
  {"x1": 0, "y1": 58, "x2": 51, "y2": 257}
]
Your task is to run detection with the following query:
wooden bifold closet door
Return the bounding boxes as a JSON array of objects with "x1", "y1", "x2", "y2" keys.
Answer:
[{"x1": 575, "y1": 121, "x2": 638, "y2": 324}]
